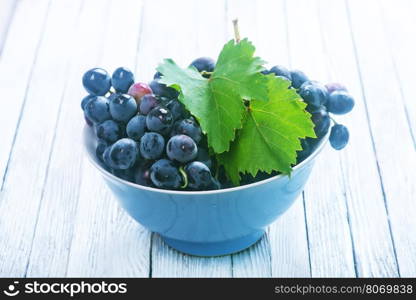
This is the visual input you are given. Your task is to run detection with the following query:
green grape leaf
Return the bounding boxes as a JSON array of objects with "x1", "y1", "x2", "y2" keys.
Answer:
[
  {"x1": 157, "y1": 38, "x2": 268, "y2": 153},
  {"x1": 217, "y1": 76, "x2": 316, "y2": 184}
]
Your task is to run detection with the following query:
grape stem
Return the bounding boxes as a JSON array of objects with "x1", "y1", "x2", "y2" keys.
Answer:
[
  {"x1": 329, "y1": 115, "x2": 338, "y2": 125},
  {"x1": 201, "y1": 71, "x2": 213, "y2": 76},
  {"x1": 233, "y1": 19, "x2": 241, "y2": 43},
  {"x1": 179, "y1": 166, "x2": 188, "y2": 189}
]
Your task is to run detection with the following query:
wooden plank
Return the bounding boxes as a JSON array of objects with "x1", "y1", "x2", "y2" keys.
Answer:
[
  {"x1": 0, "y1": 0, "x2": 59, "y2": 277},
  {"x1": 141, "y1": 0, "x2": 232, "y2": 277},
  {"x1": 0, "y1": 0, "x2": 50, "y2": 190},
  {"x1": 0, "y1": 0, "x2": 17, "y2": 55},
  {"x1": 66, "y1": 0, "x2": 150, "y2": 277},
  {"x1": 317, "y1": 0, "x2": 399, "y2": 278},
  {"x1": 286, "y1": 0, "x2": 356, "y2": 277},
  {"x1": 379, "y1": 0, "x2": 416, "y2": 145},
  {"x1": 347, "y1": 0, "x2": 416, "y2": 277},
  {"x1": 21, "y1": 0, "x2": 147, "y2": 277}
]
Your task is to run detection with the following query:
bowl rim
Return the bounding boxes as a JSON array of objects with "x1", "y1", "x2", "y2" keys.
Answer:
[{"x1": 83, "y1": 125, "x2": 329, "y2": 195}]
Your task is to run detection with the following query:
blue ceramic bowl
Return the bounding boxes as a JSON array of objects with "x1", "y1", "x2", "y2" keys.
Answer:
[{"x1": 83, "y1": 126, "x2": 328, "y2": 256}]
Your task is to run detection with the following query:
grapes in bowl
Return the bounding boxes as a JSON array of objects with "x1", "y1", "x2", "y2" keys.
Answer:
[
  {"x1": 81, "y1": 46, "x2": 353, "y2": 255},
  {"x1": 83, "y1": 123, "x2": 329, "y2": 256}
]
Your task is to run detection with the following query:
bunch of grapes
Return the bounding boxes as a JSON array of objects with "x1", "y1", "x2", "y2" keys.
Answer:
[
  {"x1": 81, "y1": 59, "x2": 220, "y2": 190},
  {"x1": 262, "y1": 65, "x2": 354, "y2": 162},
  {"x1": 81, "y1": 59, "x2": 354, "y2": 190}
]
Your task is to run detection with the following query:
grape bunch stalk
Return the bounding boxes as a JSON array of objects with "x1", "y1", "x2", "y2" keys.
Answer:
[{"x1": 81, "y1": 57, "x2": 354, "y2": 190}]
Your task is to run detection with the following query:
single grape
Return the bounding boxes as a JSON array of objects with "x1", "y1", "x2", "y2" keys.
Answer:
[
  {"x1": 84, "y1": 113, "x2": 93, "y2": 127},
  {"x1": 103, "y1": 146, "x2": 115, "y2": 169},
  {"x1": 185, "y1": 161, "x2": 215, "y2": 190},
  {"x1": 149, "y1": 79, "x2": 179, "y2": 99},
  {"x1": 112, "y1": 168, "x2": 135, "y2": 182},
  {"x1": 128, "y1": 82, "x2": 153, "y2": 103},
  {"x1": 329, "y1": 124, "x2": 349, "y2": 150},
  {"x1": 189, "y1": 57, "x2": 215, "y2": 78},
  {"x1": 139, "y1": 94, "x2": 159, "y2": 115},
  {"x1": 326, "y1": 90, "x2": 355, "y2": 115},
  {"x1": 208, "y1": 177, "x2": 221, "y2": 190},
  {"x1": 325, "y1": 82, "x2": 348, "y2": 94},
  {"x1": 153, "y1": 71, "x2": 162, "y2": 79},
  {"x1": 269, "y1": 65, "x2": 292, "y2": 80},
  {"x1": 165, "y1": 99, "x2": 188, "y2": 121},
  {"x1": 134, "y1": 160, "x2": 153, "y2": 186},
  {"x1": 108, "y1": 138, "x2": 139, "y2": 169},
  {"x1": 126, "y1": 115, "x2": 146, "y2": 141},
  {"x1": 96, "y1": 139, "x2": 109, "y2": 162},
  {"x1": 112, "y1": 67, "x2": 135, "y2": 93},
  {"x1": 109, "y1": 93, "x2": 137, "y2": 123},
  {"x1": 150, "y1": 159, "x2": 182, "y2": 189},
  {"x1": 290, "y1": 70, "x2": 309, "y2": 89},
  {"x1": 311, "y1": 108, "x2": 330, "y2": 138},
  {"x1": 140, "y1": 132, "x2": 165, "y2": 160},
  {"x1": 296, "y1": 137, "x2": 319, "y2": 163},
  {"x1": 82, "y1": 68, "x2": 111, "y2": 96},
  {"x1": 84, "y1": 96, "x2": 111, "y2": 124},
  {"x1": 171, "y1": 118, "x2": 202, "y2": 143},
  {"x1": 81, "y1": 95, "x2": 95, "y2": 111},
  {"x1": 167, "y1": 134, "x2": 198, "y2": 163},
  {"x1": 146, "y1": 106, "x2": 174, "y2": 134},
  {"x1": 95, "y1": 120, "x2": 123, "y2": 143},
  {"x1": 196, "y1": 148, "x2": 212, "y2": 169},
  {"x1": 299, "y1": 81, "x2": 329, "y2": 107}
]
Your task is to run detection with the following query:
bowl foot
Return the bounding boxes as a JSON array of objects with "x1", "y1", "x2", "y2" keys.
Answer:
[{"x1": 160, "y1": 230, "x2": 265, "y2": 257}]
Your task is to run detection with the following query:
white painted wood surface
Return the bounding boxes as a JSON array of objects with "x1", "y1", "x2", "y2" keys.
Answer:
[{"x1": 0, "y1": 0, "x2": 415, "y2": 277}]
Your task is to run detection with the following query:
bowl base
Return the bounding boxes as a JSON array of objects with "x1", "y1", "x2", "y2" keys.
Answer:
[{"x1": 160, "y1": 230, "x2": 265, "y2": 257}]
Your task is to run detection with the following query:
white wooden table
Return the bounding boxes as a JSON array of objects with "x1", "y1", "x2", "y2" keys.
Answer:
[{"x1": 0, "y1": 0, "x2": 415, "y2": 278}]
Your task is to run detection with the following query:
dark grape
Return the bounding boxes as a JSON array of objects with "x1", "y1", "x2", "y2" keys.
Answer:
[
  {"x1": 112, "y1": 67, "x2": 135, "y2": 93},
  {"x1": 165, "y1": 99, "x2": 188, "y2": 121},
  {"x1": 134, "y1": 160, "x2": 153, "y2": 186},
  {"x1": 171, "y1": 118, "x2": 202, "y2": 143},
  {"x1": 153, "y1": 71, "x2": 162, "y2": 79},
  {"x1": 311, "y1": 108, "x2": 330, "y2": 138},
  {"x1": 299, "y1": 81, "x2": 328, "y2": 107},
  {"x1": 140, "y1": 132, "x2": 165, "y2": 160},
  {"x1": 325, "y1": 82, "x2": 347, "y2": 94},
  {"x1": 326, "y1": 91, "x2": 355, "y2": 115},
  {"x1": 95, "y1": 120, "x2": 123, "y2": 143},
  {"x1": 126, "y1": 115, "x2": 146, "y2": 141},
  {"x1": 146, "y1": 106, "x2": 174, "y2": 134},
  {"x1": 149, "y1": 79, "x2": 179, "y2": 99},
  {"x1": 196, "y1": 148, "x2": 212, "y2": 169},
  {"x1": 84, "y1": 96, "x2": 111, "y2": 124},
  {"x1": 167, "y1": 134, "x2": 198, "y2": 163},
  {"x1": 96, "y1": 139, "x2": 109, "y2": 162},
  {"x1": 103, "y1": 146, "x2": 115, "y2": 169},
  {"x1": 139, "y1": 94, "x2": 159, "y2": 115},
  {"x1": 329, "y1": 124, "x2": 349, "y2": 150},
  {"x1": 112, "y1": 168, "x2": 135, "y2": 182},
  {"x1": 185, "y1": 161, "x2": 215, "y2": 190},
  {"x1": 109, "y1": 93, "x2": 137, "y2": 123},
  {"x1": 150, "y1": 159, "x2": 182, "y2": 189},
  {"x1": 84, "y1": 113, "x2": 93, "y2": 127},
  {"x1": 81, "y1": 95, "x2": 95, "y2": 110},
  {"x1": 108, "y1": 138, "x2": 139, "y2": 170},
  {"x1": 290, "y1": 70, "x2": 309, "y2": 89},
  {"x1": 297, "y1": 137, "x2": 319, "y2": 163},
  {"x1": 82, "y1": 68, "x2": 111, "y2": 96},
  {"x1": 189, "y1": 57, "x2": 215, "y2": 78},
  {"x1": 268, "y1": 65, "x2": 292, "y2": 80}
]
